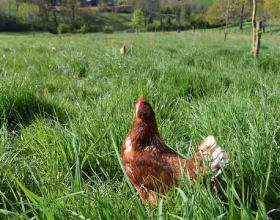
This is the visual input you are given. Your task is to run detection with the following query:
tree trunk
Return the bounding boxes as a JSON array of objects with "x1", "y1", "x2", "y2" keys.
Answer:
[
  {"x1": 71, "y1": 5, "x2": 75, "y2": 32},
  {"x1": 262, "y1": 21, "x2": 266, "y2": 33},
  {"x1": 80, "y1": 8, "x2": 82, "y2": 27},
  {"x1": 239, "y1": 4, "x2": 244, "y2": 30},
  {"x1": 224, "y1": 0, "x2": 229, "y2": 42},
  {"x1": 144, "y1": 16, "x2": 147, "y2": 27},
  {"x1": 224, "y1": 24, "x2": 227, "y2": 41},
  {"x1": 252, "y1": 0, "x2": 257, "y2": 52},
  {"x1": 52, "y1": 11, "x2": 58, "y2": 27},
  {"x1": 45, "y1": 10, "x2": 49, "y2": 21},
  {"x1": 9, "y1": 0, "x2": 11, "y2": 18},
  {"x1": 254, "y1": 21, "x2": 262, "y2": 59},
  {"x1": 42, "y1": 0, "x2": 49, "y2": 22}
]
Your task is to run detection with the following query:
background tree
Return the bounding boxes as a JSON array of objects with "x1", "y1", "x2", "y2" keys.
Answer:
[
  {"x1": 239, "y1": 3, "x2": 245, "y2": 29},
  {"x1": 180, "y1": 2, "x2": 191, "y2": 29},
  {"x1": 206, "y1": 0, "x2": 239, "y2": 41},
  {"x1": 35, "y1": 0, "x2": 50, "y2": 22},
  {"x1": 164, "y1": 15, "x2": 172, "y2": 30},
  {"x1": 0, "y1": 2, "x2": 7, "y2": 31},
  {"x1": 82, "y1": 6, "x2": 91, "y2": 29},
  {"x1": 131, "y1": 8, "x2": 143, "y2": 34},
  {"x1": 167, "y1": 0, "x2": 180, "y2": 19},
  {"x1": 252, "y1": 0, "x2": 256, "y2": 51},
  {"x1": 99, "y1": 0, "x2": 107, "y2": 13},
  {"x1": 206, "y1": 1, "x2": 226, "y2": 28},
  {"x1": 257, "y1": 1, "x2": 268, "y2": 33},
  {"x1": 60, "y1": 0, "x2": 71, "y2": 27},
  {"x1": 136, "y1": 0, "x2": 160, "y2": 27},
  {"x1": 67, "y1": 0, "x2": 77, "y2": 32},
  {"x1": 190, "y1": 13, "x2": 206, "y2": 29},
  {"x1": 49, "y1": 0, "x2": 59, "y2": 28},
  {"x1": 237, "y1": 0, "x2": 252, "y2": 30},
  {"x1": 17, "y1": 3, "x2": 41, "y2": 35},
  {"x1": 264, "y1": 0, "x2": 280, "y2": 33}
]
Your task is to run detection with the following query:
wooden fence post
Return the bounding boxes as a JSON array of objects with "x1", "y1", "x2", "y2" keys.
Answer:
[{"x1": 254, "y1": 21, "x2": 262, "y2": 59}]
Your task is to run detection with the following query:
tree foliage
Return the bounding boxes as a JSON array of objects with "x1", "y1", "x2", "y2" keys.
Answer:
[
  {"x1": 1, "y1": 0, "x2": 279, "y2": 34},
  {"x1": 131, "y1": 8, "x2": 144, "y2": 29},
  {"x1": 206, "y1": 0, "x2": 239, "y2": 42},
  {"x1": 264, "y1": 0, "x2": 280, "y2": 21},
  {"x1": 180, "y1": 3, "x2": 191, "y2": 26},
  {"x1": 136, "y1": 0, "x2": 160, "y2": 27},
  {"x1": 17, "y1": 3, "x2": 41, "y2": 25},
  {"x1": 206, "y1": 0, "x2": 239, "y2": 26}
]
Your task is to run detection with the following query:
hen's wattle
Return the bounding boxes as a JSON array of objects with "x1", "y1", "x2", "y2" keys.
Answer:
[{"x1": 121, "y1": 95, "x2": 228, "y2": 206}]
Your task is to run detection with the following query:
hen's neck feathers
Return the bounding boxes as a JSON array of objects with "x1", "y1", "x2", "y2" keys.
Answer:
[
  {"x1": 128, "y1": 112, "x2": 171, "y2": 153},
  {"x1": 129, "y1": 111, "x2": 177, "y2": 155}
]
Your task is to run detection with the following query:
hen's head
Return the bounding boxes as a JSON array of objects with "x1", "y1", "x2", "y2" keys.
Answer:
[
  {"x1": 123, "y1": 44, "x2": 126, "y2": 48},
  {"x1": 135, "y1": 95, "x2": 155, "y2": 120}
]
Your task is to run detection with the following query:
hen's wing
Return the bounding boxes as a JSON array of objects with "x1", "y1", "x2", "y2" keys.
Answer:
[{"x1": 124, "y1": 151, "x2": 183, "y2": 189}]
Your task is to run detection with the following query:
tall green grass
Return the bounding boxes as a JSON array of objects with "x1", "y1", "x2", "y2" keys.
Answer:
[{"x1": 0, "y1": 32, "x2": 280, "y2": 219}]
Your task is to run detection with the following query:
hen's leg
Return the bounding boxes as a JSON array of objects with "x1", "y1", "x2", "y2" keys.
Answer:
[{"x1": 133, "y1": 184, "x2": 158, "y2": 208}]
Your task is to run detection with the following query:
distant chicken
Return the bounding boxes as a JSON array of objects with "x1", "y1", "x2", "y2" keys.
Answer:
[
  {"x1": 121, "y1": 95, "x2": 228, "y2": 206},
  {"x1": 120, "y1": 44, "x2": 126, "y2": 55},
  {"x1": 50, "y1": 47, "x2": 56, "y2": 52}
]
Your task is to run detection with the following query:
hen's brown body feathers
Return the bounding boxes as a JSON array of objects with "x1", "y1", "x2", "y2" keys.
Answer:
[
  {"x1": 120, "y1": 44, "x2": 126, "y2": 55},
  {"x1": 121, "y1": 95, "x2": 228, "y2": 206}
]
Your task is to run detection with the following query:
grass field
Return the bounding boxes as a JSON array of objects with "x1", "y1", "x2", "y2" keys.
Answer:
[{"x1": 0, "y1": 31, "x2": 280, "y2": 219}]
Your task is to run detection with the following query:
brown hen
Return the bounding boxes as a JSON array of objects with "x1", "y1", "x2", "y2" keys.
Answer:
[
  {"x1": 120, "y1": 44, "x2": 126, "y2": 55},
  {"x1": 121, "y1": 95, "x2": 228, "y2": 207}
]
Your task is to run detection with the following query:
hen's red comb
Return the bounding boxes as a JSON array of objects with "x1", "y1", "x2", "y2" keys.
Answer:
[{"x1": 138, "y1": 94, "x2": 143, "y2": 109}]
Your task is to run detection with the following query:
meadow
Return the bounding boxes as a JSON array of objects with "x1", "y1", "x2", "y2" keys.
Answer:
[{"x1": 0, "y1": 31, "x2": 280, "y2": 219}]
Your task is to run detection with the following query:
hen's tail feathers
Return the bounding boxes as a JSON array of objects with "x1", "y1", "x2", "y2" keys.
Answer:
[{"x1": 197, "y1": 135, "x2": 228, "y2": 181}]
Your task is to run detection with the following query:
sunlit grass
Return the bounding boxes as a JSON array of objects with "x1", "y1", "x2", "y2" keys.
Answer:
[{"x1": 0, "y1": 32, "x2": 280, "y2": 219}]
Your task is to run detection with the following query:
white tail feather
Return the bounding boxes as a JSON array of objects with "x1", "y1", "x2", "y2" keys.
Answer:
[{"x1": 197, "y1": 136, "x2": 228, "y2": 181}]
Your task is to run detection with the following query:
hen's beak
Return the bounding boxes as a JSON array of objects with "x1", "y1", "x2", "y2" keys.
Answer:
[{"x1": 137, "y1": 109, "x2": 143, "y2": 117}]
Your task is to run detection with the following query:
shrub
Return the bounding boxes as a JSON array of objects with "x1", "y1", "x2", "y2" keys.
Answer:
[
  {"x1": 164, "y1": 16, "x2": 172, "y2": 28},
  {"x1": 77, "y1": 25, "x2": 89, "y2": 34},
  {"x1": 89, "y1": 25, "x2": 99, "y2": 32},
  {"x1": 37, "y1": 22, "x2": 58, "y2": 34},
  {"x1": 102, "y1": 25, "x2": 113, "y2": 34},
  {"x1": 57, "y1": 23, "x2": 70, "y2": 34},
  {"x1": 126, "y1": 29, "x2": 135, "y2": 33},
  {"x1": 146, "y1": 24, "x2": 155, "y2": 32}
]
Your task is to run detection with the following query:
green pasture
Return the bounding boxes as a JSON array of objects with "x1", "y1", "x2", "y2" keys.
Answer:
[{"x1": 0, "y1": 32, "x2": 280, "y2": 219}]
